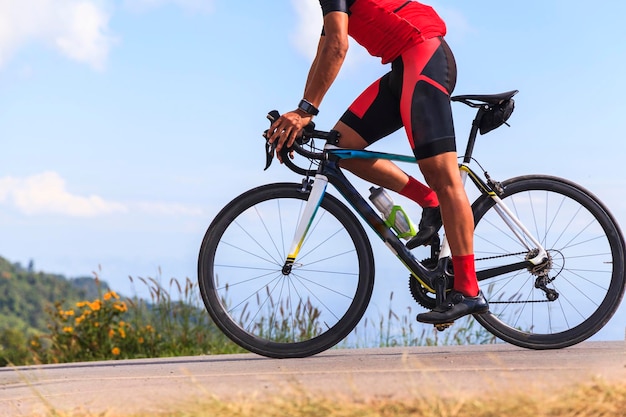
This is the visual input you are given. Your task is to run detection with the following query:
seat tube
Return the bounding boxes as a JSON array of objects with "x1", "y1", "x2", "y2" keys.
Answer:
[{"x1": 284, "y1": 174, "x2": 329, "y2": 270}]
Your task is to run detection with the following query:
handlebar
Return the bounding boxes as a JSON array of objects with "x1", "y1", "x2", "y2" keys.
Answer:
[{"x1": 263, "y1": 110, "x2": 338, "y2": 176}]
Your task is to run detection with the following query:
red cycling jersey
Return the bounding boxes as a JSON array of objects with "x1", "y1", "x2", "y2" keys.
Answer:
[{"x1": 320, "y1": 0, "x2": 446, "y2": 64}]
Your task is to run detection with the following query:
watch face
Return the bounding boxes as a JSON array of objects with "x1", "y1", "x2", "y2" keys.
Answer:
[{"x1": 299, "y1": 99, "x2": 319, "y2": 115}]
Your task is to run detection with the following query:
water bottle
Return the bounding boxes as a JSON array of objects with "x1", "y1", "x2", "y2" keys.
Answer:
[{"x1": 368, "y1": 186, "x2": 416, "y2": 239}]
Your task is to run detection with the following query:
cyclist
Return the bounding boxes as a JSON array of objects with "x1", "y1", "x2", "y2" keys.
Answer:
[{"x1": 267, "y1": 0, "x2": 488, "y2": 324}]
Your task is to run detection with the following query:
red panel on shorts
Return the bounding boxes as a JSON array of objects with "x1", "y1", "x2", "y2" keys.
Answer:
[{"x1": 348, "y1": 80, "x2": 381, "y2": 119}]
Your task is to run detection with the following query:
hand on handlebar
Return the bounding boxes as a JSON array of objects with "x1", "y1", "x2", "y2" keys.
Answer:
[{"x1": 266, "y1": 109, "x2": 313, "y2": 163}]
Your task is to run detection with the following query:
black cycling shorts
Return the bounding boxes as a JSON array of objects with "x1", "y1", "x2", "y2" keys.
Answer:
[{"x1": 340, "y1": 37, "x2": 457, "y2": 160}]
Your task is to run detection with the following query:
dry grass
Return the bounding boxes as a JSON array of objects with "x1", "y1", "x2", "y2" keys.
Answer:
[{"x1": 32, "y1": 379, "x2": 626, "y2": 417}]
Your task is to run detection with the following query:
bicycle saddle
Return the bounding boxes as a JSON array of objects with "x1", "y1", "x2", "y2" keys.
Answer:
[{"x1": 452, "y1": 90, "x2": 518, "y2": 105}]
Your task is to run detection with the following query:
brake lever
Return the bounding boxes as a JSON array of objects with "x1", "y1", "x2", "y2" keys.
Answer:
[
  {"x1": 263, "y1": 110, "x2": 317, "y2": 171},
  {"x1": 263, "y1": 131, "x2": 276, "y2": 171},
  {"x1": 263, "y1": 110, "x2": 281, "y2": 171}
]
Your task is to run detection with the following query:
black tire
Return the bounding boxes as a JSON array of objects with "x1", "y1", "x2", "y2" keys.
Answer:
[
  {"x1": 471, "y1": 175, "x2": 625, "y2": 349},
  {"x1": 198, "y1": 183, "x2": 375, "y2": 358}
]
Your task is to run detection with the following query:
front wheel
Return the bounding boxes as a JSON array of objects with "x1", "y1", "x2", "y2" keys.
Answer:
[
  {"x1": 198, "y1": 183, "x2": 375, "y2": 358},
  {"x1": 471, "y1": 175, "x2": 625, "y2": 349}
]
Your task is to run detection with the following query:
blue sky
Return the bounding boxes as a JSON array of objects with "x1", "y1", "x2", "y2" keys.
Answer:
[{"x1": 1, "y1": 1, "x2": 625, "y2": 338}]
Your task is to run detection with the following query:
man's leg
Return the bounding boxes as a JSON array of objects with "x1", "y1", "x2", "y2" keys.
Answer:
[
  {"x1": 418, "y1": 152, "x2": 473, "y2": 261},
  {"x1": 416, "y1": 152, "x2": 488, "y2": 323},
  {"x1": 333, "y1": 121, "x2": 411, "y2": 191}
]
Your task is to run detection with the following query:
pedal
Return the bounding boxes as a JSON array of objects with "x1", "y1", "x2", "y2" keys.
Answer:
[{"x1": 434, "y1": 322, "x2": 454, "y2": 332}]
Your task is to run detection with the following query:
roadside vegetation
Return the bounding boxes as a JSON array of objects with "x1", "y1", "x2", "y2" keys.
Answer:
[
  {"x1": 0, "y1": 252, "x2": 499, "y2": 366},
  {"x1": 135, "y1": 380, "x2": 626, "y2": 417},
  {"x1": 1, "y1": 271, "x2": 494, "y2": 366},
  {"x1": 20, "y1": 379, "x2": 626, "y2": 417},
  {"x1": 3, "y1": 275, "x2": 245, "y2": 366}
]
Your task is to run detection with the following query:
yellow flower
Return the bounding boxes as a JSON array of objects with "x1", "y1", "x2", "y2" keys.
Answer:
[
  {"x1": 113, "y1": 302, "x2": 128, "y2": 312},
  {"x1": 89, "y1": 300, "x2": 102, "y2": 311},
  {"x1": 63, "y1": 326, "x2": 73, "y2": 333},
  {"x1": 111, "y1": 347, "x2": 121, "y2": 356},
  {"x1": 138, "y1": 337, "x2": 144, "y2": 344},
  {"x1": 76, "y1": 301, "x2": 88, "y2": 308},
  {"x1": 108, "y1": 329, "x2": 116, "y2": 338},
  {"x1": 103, "y1": 291, "x2": 120, "y2": 301},
  {"x1": 119, "y1": 328, "x2": 126, "y2": 339},
  {"x1": 75, "y1": 316, "x2": 85, "y2": 325}
]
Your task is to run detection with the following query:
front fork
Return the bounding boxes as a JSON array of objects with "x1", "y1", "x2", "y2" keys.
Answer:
[{"x1": 282, "y1": 174, "x2": 329, "y2": 274}]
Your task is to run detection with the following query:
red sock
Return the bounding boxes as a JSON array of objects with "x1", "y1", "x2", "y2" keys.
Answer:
[
  {"x1": 399, "y1": 176, "x2": 439, "y2": 208},
  {"x1": 452, "y1": 254, "x2": 479, "y2": 297}
]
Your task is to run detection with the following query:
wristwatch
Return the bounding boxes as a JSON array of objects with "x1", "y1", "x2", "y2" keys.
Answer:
[{"x1": 298, "y1": 99, "x2": 319, "y2": 116}]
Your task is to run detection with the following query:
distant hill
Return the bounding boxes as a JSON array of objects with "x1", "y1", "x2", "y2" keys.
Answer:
[{"x1": 0, "y1": 256, "x2": 109, "y2": 334}]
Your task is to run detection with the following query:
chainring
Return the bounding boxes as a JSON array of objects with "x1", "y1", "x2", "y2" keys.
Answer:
[{"x1": 409, "y1": 257, "x2": 440, "y2": 310}]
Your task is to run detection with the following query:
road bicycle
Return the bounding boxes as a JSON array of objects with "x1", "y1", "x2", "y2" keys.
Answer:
[{"x1": 198, "y1": 90, "x2": 626, "y2": 358}]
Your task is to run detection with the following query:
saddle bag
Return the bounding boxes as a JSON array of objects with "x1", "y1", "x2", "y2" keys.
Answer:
[{"x1": 479, "y1": 99, "x2": 515, "y2": 135}]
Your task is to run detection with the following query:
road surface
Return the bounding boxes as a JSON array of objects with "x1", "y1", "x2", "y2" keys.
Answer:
[{"x1": 1, "y1": 341, "x2": 624, "y2": 416}]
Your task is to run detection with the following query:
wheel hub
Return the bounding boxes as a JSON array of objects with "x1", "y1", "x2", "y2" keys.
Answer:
[
  {"x1": 282, "y1": 262, "x2": 293, "y2": 275},
  {"x1": 526, "y1": 249, "x2": 553, "y2": 277}
]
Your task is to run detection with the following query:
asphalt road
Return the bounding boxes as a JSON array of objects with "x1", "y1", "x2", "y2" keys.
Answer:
[{"x1": 1, "y1": 341, "x2": 624, "y2": 416}]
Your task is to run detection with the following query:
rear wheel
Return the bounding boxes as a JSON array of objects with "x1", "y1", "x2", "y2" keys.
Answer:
[
  {"x1": 198, "y1": 183, "x2": 375, "y2": 358},
  {"x1": 471, "y1": 175, "x2": 625, "y2": 349}
]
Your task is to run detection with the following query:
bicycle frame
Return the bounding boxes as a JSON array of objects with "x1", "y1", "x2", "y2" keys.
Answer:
[{"x1": 282, "y1": 115, "x2": 549, "y2": 298}]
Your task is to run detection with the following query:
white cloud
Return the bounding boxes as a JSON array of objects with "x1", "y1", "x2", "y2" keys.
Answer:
[
  {"x1": 0, "y1": 0, "x2": 115, "y2": 70},
  {"x1": 123, "y1": 0, "x2": 214, "y2": 13},
  {"x1": 0, "y1": 172, "x2": 205, "y2": 219},
  {"x1": 0, "y1": 0, "x2": 217, "y2": 71},
  {"x1": 0, "y1": 172, "x2": 127, "y2": 217}
]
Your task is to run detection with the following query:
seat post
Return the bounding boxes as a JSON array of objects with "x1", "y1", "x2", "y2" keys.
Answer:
[{"x1": 461, "y1": 106, "x2": 486, "y2": 164}]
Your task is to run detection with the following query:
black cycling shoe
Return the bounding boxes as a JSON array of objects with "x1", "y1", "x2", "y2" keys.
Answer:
[
  {"x1": 416, "y1": 290, "x2": 489, "y2": 324},
  {"x1": 406, "y1": 206, "x2": 442, "y2": 249}
]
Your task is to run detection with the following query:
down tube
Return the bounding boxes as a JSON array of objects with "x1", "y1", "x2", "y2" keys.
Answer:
[
  {"x1": 284, "y1": 175, "x2": 328, "y2": 267},
  {"x1": 324, "y1": 162, "x2": 438, "y2": 292}
]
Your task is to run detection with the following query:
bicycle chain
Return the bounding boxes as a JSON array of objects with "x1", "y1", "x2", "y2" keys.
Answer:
[
  {"x1": 475, "y1": 251, "x2": 555, "y2": 304},
  {"x1": 475, "y1": 251, "x2": 527, "y2": 262}
]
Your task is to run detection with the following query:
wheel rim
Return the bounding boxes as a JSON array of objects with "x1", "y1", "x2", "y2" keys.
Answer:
[
  {"x1": 473, "y1": 177, "x2": 624, "y2": 346},
  {"x1": 201, "y1": 186, "x2": 373, "y2": 353}
]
